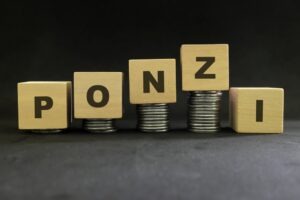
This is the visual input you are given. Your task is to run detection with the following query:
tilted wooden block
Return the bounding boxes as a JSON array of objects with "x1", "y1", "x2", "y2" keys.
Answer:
[
  {"x1": 181, "y1": 44, "x2": 229, "y2": 91},
  {"x1": 18, "y1": 81, "x2": 71, "y2": 130},
  {"x1": 230, "y1": 87, "x2": 284, "y2": 133},
  {"x1": 129, "y1": 59, "x2": 177, "y2": 104},
  {"x1": 74, "y1": 72, "x2": 123, "y2": 119}
]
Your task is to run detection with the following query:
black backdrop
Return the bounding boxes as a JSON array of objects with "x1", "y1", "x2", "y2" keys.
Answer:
[{"x1": 1, "y1": 0, "x2": 300, "y2": 123}]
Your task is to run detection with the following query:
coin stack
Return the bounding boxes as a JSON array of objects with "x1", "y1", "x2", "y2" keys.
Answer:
[
  {"x1": 137, "y1": 104, "x2": 169, "y2": 132},
  {"x1": 83, "y1": 119, "x2": 117, "y2": 133},
  {"x1": 188, "y1": 91, "x2": 222, "y2": 133}
]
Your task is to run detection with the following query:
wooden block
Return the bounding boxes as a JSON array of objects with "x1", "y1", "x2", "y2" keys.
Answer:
[
  {"x1": 74, "y1": 72, "x2": 123, "y2": 119},
  {"x1": 181, "y1": 44, "x2": 229, "y2": 91},
  {"x1": 18, "y1": 81, "x2": 71, "y2": 130},
  {"x1": 129, "y1": 59, "x2": 177, "y2": 104},
  {"x1": 229, "y1": 87, "x2": 284, "y2": 133}
]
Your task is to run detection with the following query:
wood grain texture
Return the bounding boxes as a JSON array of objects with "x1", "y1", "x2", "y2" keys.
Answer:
[
  {"x1": 230, "y1": 87, "x2": 284, "y2": 133},
  {"x1": 18, "y1": 81, "x2": 71, "y2": 130},
  {"x1": 181, "y1": 44, "x2": 229, "y2": 91},
  {"x1": 74, "y1": 72, "x2": 123, "y2": 119},
  {"x1": 129, "y1": 59, "x2": 177, "y2": 104}
]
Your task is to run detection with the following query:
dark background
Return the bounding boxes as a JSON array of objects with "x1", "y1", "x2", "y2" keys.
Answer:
[
  {"x1": 1, "y1": 2, "x2": 300, "y2": 199},
  {"x1": 1, "y1": 0, "x2": 300, "y2": 123}
]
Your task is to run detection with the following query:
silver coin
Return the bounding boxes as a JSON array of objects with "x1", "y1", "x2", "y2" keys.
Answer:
[
  {"x1": 83, "y1": 119, "x2": 117, "y2": 133},
  {"x1": 188, "y1": 119, "x2": 219, "y2": 123},
  {"x1": 189, "y1": 110, "x2": 220, "y2": 114},
  {"x1": 188, "y1": 129, "x2": 220, "y2": 133},
  {"x1": 141, "y1": 129, "x2": 168, "y2": 133},
  {"x1": 138, "y1": 119, "x2": 169, "y2": 123},
  {"x1": 188, "y1": 113, "x2": 220, "y2": 116},
  {"x1": 189, "y1": 126, "x2": 219, "y2": 129},
  {"x1": 189, "y1": 124, "x2": 219, "y2": 128},
  {"x1": 188, "y1": 104, "x2": 220, "y2": 107},
  {"x1": 188, "y1": 108, "x2": 220, "y2": 111},
  {"x1": 139, "y1": 114, "x2": 169, "y2": 117}
]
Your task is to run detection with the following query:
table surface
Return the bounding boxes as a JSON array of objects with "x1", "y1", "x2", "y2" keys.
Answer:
[{"x1": 0, "y1": 120, "x2": 299, "y2": 200}]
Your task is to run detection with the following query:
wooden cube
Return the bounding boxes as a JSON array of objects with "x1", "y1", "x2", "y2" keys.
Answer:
[
  {"x1": 129, "y1": 59, "x2": 177, "y2": 104},
  {"x1": 74, "y1": 72, "x2": 123, "y2": 119},
  {"x1": 229, "y1": 87, "x2": 284, "y2": 133},
  {"x1": 18, "y1": 81, "x2": 71, "y2": 130},
  {"x1": 181, "y1": 44, "x2": 229, "y2": 91}
]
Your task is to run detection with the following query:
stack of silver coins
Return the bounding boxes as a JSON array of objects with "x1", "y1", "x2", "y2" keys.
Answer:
[
  {"x1": 188, "y1": 91, "x2": 222, "y2": 133},
  {"x1": 83, "y1": 119, "x2": 117, "y2": 133},
  {"x1": 137, "y1": 103, "x2": 169, "y2": 132}
]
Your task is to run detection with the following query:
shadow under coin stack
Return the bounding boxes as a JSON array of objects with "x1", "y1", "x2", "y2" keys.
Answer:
[{"x1": 188, "y1": 91, "x2": 222, "y2": 133}]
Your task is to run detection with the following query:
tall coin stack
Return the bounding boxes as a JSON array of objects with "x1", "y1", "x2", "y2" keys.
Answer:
[
  {"x1": 188, "y1": 91, "x2": 222, "y2": 133},
  {"x1": 83, "y1": 119, "x2": 117, "y2": 133},
  {"x1": 137, "y1": 103, "x2": 169, "y2": 132},
  {"x1": 181, "y1": 44, "x2": 229, "y2": 133}
]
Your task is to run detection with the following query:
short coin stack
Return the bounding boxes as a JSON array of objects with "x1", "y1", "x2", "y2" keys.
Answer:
[
  {"x1": 74, "y1": 72, "x2": 123, "y2": 134},
  {"x1": 137, "y1": 104, "x2": 169, "y2": 132},
  {"x1": 83, "y1": 119, "x2": 117, "y2": 133},
  {"x1": 188, "y1": 91, "x2": 222, "y2": 133}
]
